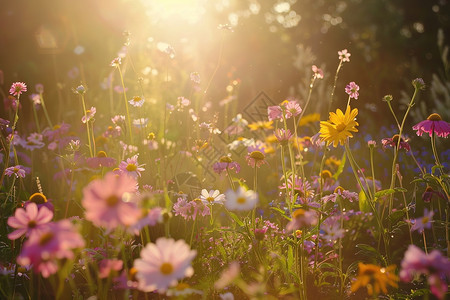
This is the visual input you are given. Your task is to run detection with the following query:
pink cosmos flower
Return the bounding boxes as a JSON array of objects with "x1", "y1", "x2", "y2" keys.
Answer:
[
  {"x1": 286, "y1": 209, "x2": 318, "y2": 232},
  {"x1": 17, "y1": 220, "x2": 85, "y2": 278},
  {"x1": 133, "y1": 237, "x2": 197, "y2": 293},
  {"x1": 285, "y1": 100, "x2": 302, "y2": 118},
  {"x1": 412, "y1": 113, "x2": 450, "y2": 138},
  {"x1": 400, "y1": 245, "x2": 450, "y2": 300},
  {"x1": 9, "y1": 82, "x2": 27, "y2": 97},
  {"x1": 82, "y1": 172, "x2": 140, "y2": 230},
  {"x1": 345, "y1": 82, "x2": 360, "y2": 99},
  {"x1": 7, "y1": 202, "x2": 53, "y2": 240},
  {"x1": 4, "y1": 165, "x2": 27, "y2": 178},
  {"x1": 338, "y1": 49, "x2": 351, "y2": 62},
  {"x1": 119, "y1": 155, "x2": 145, "y2": 178},
  {"x1": 81, "y1": 107, "x2": 96, "y2": 123},
  {"x1": 312, "y1": 65, "x2": 324, "y2": 79},
  {"x1": 410, "y1": 209, "x2": 434, "y2": 233},
  {"x1": 274, "y1": 128, "x2": 293, "y2": 145},
  {"x1": 99, "y1": 259, "x2": 123, "y2": 278}
]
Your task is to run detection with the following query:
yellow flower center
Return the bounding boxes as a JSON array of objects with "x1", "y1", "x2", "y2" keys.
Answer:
[
  {"x1": 132, "y1": 96, "x2": 142, "y2": 103},
  {"x1": 219, "y1": 156, "x2": 232, "y2": 163},
  {"x1": 334, "y1": 186, "x2": 345, "y2": 194},
  {"x1": 106, "y1": 195, "x2": 120, "y2": 207},
  {"x1": 160, "y1": 262, "x2": 174, "y2": 275},
  {"x1": 206, "y1": 196, "x2": 215, "y2": 203},
  {"x1": 29, "y1": 193, "x2": 48, "y2": 204},
  {"x1": 422, "y1": 217, "x2": 429, "y2": 224},
  {"x1": 237, "y1": 197, "x2": 246, "y2": 204},
  {"x1": 427, "y1": 113, "x2": 442, "y2": 121},
  {"x1": 28, "y1": 220, "x2": 37, "y2": 228},
  {"x1": 126, "y1": 164, "x2": 137, "y2": 172},
  {"x1": 52, "y1": 124, "x2": 61, "y2": 130},
  {"x1": 336, "y1": 123, "x2": 346, "y2": 132},
  {"x1": 321, "y1": 170, "x2": 332, "y2": 179}
]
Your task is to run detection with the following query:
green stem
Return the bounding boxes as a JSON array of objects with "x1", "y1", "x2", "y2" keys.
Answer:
[
  {"x1": 39, "y1": 93, "x2": 54, "y2": 128},
  {"x1": 32, "y1": 104, "x2": 41, "y2": 132},
  {"x1": 80, "y1": 95, "x2": 93, "y2": 158},
  {"x1": 328, "y1": 60, "x2": 343, "y2": 113}
]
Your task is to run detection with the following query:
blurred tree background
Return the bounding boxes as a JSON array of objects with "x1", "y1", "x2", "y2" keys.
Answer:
[{"x1": 0, "y1": 0, "x2": 449, "y2": 130}]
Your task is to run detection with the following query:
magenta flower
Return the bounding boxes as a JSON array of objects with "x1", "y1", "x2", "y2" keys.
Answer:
[
  {"x1": 128, "y1": 207, "x2": 163, "y2": 235},
  {"x1": 4, "y1": 165, "x2": 27, "y2": 178},
  {"x1": 17, "y1": 220, "x2": 85, "y2": 278},
  {"x1": 412, "y1": 113, "x2": 450, "y2": 138},
  {"x1": 410, "y1": 209, "x2": 434, "y2": 233},
  {"x1": 43, "y1": 123, "x2": 70, "y2": 142},
  {"x1": 7, "y1": 202, "x2": 53, "y2": 240},
  {"x1": 9, "y1": 82, "x2": 27, "y2": 97},
  {"x1": 82, "y1": 172, "x2": 140, "y2": 230},
  {"x1": 400, "y1": 245, "x2": 450, "y2": 300},
  {"x1": 381, "y1": 134, "x2": 411, "y2": 152},
  {"x1": 133, "y1": 237, "x2": 197, "y2": 293},
  {"x1": 321, "y1": 186, "x2": 358, "y2": 204},
  {"x1": 119, "y1": 155, "x2": 145, "y2": 178},
  {"x1": 312, "y1": 65, "x2": 324, "y2": 79},
  {"x1": 345, "y1": 82, "x2": 360, "y2": 99},
  {"x1": 338, "y1": 49, "x2": 351, "y2": 62}
]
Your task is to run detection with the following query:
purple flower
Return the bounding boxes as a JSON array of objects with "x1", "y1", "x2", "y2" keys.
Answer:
[
  {"x1": 119, "y1": 155, "x2": 145, "y2": 178},
  {"x1": 4, "y1": 165, "x2": 27, "y2": 178},
  {"x1": 86, "y1": 151, "x2": 117, "y2": 169},
  {"x1": 400, "y1": 245, "x2": 450, "y2": 300},
  {"x1": 345, "y1": 82, "x2": 360, "y2": 99},
  {"x1": 412, "y1": 113, "x2": 450, "y2": 138},
  {"x1": 381, "y1": 134, "x2": 410, "y2": 152}
]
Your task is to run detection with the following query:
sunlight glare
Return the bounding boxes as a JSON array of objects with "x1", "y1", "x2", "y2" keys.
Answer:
[{"x1": 141, "y1": 0, "x2": 207, "y2": 24}]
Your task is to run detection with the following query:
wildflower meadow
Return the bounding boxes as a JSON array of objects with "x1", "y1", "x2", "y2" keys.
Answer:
[{"x1": 1, "y1": 1, "x2": 449, "y2": 299}]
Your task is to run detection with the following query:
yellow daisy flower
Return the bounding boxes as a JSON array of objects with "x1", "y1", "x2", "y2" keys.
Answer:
[
  {"x1": 319, "y1": 106, "x2": 359, "y2": 147},
  {"x1": 248, "y1": 121, "x2": 274, "y2": 131},
  {"x1": 351, "y1": 263, "x2": 398, "y2": 296},
  {"x1": 298, "y1": 113, "x2": 320, "y2": 127}
]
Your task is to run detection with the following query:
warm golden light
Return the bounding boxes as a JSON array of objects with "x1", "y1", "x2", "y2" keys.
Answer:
[{"x1": 141, "y1": 0, "x2": 207, "y2": 24}]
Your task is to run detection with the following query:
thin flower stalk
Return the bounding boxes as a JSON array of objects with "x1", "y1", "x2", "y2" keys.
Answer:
[
  {"x1": 387, "y1": 86, "x2": 419, "y2": 223},
  {"x1": 328, "y1": 59, "x2": 344, "y2": 112},
  {"x1": 117, "y1": 65, "x2": 133, "y2": 144},
  {"x1": 39, "y1": 92, "x2": 54, "y2": 128},
  {"x1": 80, "y1": 94, "x2": 94, "y2": 158}
]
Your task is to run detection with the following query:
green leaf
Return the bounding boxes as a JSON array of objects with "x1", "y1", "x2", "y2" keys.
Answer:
[
  {"x1": 389, "y1": 210, "x2": 405, "y2": 223},
  {"x1": 270, "y1": 207, "x2": 291, "y2": 221},
  {"x1": 374, "y1": 189, "x2": 396, "y2": 198},
  {"x1": 227, "y1": 211, "x2": 244, "y2": 227},
  {"x1": 287, "y1": 246, "x2": 294, "y2": 273},
  {"x1": 394, "y1": 187, "x2": 407, "y2": 193},
  {"x1": 355, "y1": 244, "x2": 383, "y2": 263},
  {"x1": 333, "y1": 152, "x2": 346, "y2": 180},
  {"x1": 358, "y1": 190, "x2": 371, "y2": 213}
]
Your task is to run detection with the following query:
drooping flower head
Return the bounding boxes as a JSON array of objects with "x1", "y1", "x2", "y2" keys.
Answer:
[
  {"x1": 351, "y1": 263, "x2": 398, "y2": 296},
  {"x1": 412, "y1": 113, "x2": 450, "y2": 138},
  {"x1": 133, "y1": 237, "x2": 197, "y2": 293},
  {"x1": 4, "y1": 165, "x2": 27, "y2": 178},
  {"x1": 82, "y1": 172, "x2": 140, "y2": 230},
  {"x1": 9, "y1": 82, "x2": 27, "y2": 97},
  {"x1": 319, "y1": 106, "x2": 359, "y2": 147},
  {"x1": 312, "y1": 65, "x2": 324, "y2": 79},
  {"x1": 213, "y1": 156, "x2": 240, "y2": 175}
]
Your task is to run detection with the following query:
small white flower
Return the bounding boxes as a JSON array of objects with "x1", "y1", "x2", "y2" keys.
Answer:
[
  {"x1": 225, "y1": 187, "x2": 258, "y2": 211},
  {"x1": 199, "y1": 189, "x2": 225, "y2": 205}
]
